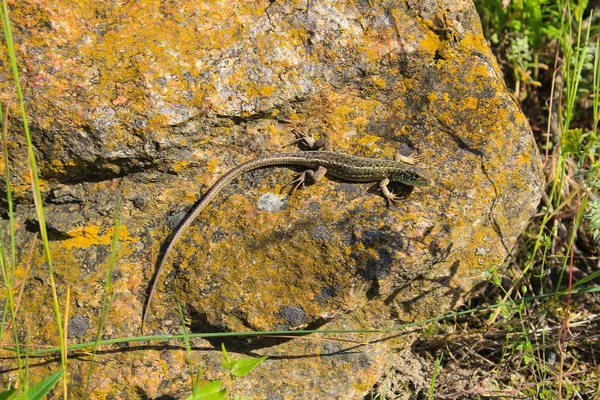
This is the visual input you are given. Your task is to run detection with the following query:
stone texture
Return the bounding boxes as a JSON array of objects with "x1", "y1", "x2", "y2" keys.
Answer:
[{"x1": 0, "y1": 0, "x2": 543, "y2": 398}]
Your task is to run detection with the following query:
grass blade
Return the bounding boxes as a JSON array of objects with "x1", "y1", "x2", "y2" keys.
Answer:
[
  {"x1": 14, "y1": 369, "x2": 64, "y2": 400},
  {"x1": 83, "y1": 199, "x2": 123, "y2": 397},
  {"x1": 0, "y1": 0, "x2": 66, "y2": 384}
]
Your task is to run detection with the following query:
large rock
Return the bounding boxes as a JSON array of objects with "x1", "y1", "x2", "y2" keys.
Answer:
[{"x1": 0, "y1": 0, "x2": 543, "y2": 398}]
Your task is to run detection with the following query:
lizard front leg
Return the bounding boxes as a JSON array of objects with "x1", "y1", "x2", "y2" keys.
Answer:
[
  {"x1": 379, "y1": 178, "x2": 401, "y2": 206},
  {"x1": 395, "y1": 152, "x2": 424, "y2": 165}
]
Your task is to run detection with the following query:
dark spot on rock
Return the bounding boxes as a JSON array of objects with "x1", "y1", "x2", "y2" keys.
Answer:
[
  {"x1": 320, "y1": 341, "x2": 373, "y2": 367},
  {"x1": 308, "y1": 201, "x2": 321, "y2": 212},
  {"x1": 311, "y1": 224, "x2": 330, "y2": 242},
  {"x1": 68, "y1": 315, "x2": 89, "y2": 339},
  {"x1": 361, "y1": 229, "x2": 387, "y2": 245},
  {"x1": 355, "y1": 352, "x2": 372, "y2": 369},
  {"x1": 183, "y1": 71, "x2": 194, "y2": 83},
  {"x1": 131, "y1": 195, "x2": 147, "y2": 209},
  {"x1": 320, "y1": 341, "x2": 341, "y2": 355},
  {"x1": 130, "y1": 119, "x2": 148, "y2": 130},
  {"x1": 70, "y1": 373, "x2": 83, "y2": 386},
  {"x1": 336, "y1": 182, "x2": 363, "y2": 199},
  {"x1": 167, "y1": 210, "x2": 187, "y2": 230},
  {"x1": 211, "y1": 227, "x2": 229, "y2": 242},
  {"x1": 342, "y1": 232, "x2": 357, "y2": 246},
  {"x1": 361, "y1": 247, "x2": 393, "y2": 280},
  {"x1": 316, "y1": 286, "x2": 335, "y2": 301},
  {"x1": 280, "y1": 305, "x2": 305, "y2": 327}
]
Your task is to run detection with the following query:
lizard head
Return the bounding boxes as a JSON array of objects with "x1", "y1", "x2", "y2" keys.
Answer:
[{"x1": 390, "y1": 166, "x2": 434, "y2": 187}]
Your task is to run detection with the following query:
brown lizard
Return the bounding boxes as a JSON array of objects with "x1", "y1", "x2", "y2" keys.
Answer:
[{"x1": 142, "y1": 131, "x2": 432, "y2": 330}]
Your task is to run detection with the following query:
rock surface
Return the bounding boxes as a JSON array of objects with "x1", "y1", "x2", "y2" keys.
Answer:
[{"x1": 0, "y1": 0, "x2": 543, "y2": 398}]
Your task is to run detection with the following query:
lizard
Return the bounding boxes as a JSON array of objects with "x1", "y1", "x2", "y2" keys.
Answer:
[{"x1": 141, "y1": 130, "x2": 433, "y2": 330}]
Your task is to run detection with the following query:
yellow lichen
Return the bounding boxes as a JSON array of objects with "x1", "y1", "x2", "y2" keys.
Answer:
[
  {"x1": 172, "y1": 160, "x2": 190, "y2": 173},
  {"x1": 518, "y1": 151, "x2": 532, "y2": 165},
  {"x1": 372, "y1": 76, "x2": 386, "y2": 88},
  {"x1": 260, "y1": 85, "x2": 275, "y2": 96},
  {"x1": 183, "y1": 192, "x2": 197, "y2": 204},
  {"x1": 205, "y1": 158, "x2": 221, "y2": 174},
  {"x1": 464, "y1": 97, "x2": 478, "y2": 109},
  {"x1": 358, "y1": 134, "x2": 381, "y2": 147},
  {"x1": 419, "y1": 30, "x2": 442, "y2": 56},
  {"x1": 60, "y1": 224, "x2": 139, "y2": 249}
]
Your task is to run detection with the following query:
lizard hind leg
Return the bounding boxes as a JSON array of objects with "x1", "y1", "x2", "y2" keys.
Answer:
[
  {"x1": 282, "y1": 170, "x2": 311, "y2": 194},
  {"x1": 291, "y1": 129, "x2": 333, "y2": 151},
  {"x1": 282, "y1": 165, "x2": 328, "y2": 194}
]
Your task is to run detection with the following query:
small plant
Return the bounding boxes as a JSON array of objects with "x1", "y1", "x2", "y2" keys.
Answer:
[
  {"x1": 414, "y1": 1, "x2": 600, "y2": 398},
  {"x1": 584, "y1": 198, "x2": 600, "y2": 240},
  {"x1": 0, "y1": 369, "x2": 64, "y2": 400},
  {"x1": 185, "y1": 379, "x2": 226, "y2": 400},
  {"x1": 185, "y1": 343, "x2": 267, "y2": 400},
  {"x1": 475, "y1": 0, "x2": 567, "y2": 99},
  {"x1": 428, "y1": 354, "x2": 443, "y2": 400}
]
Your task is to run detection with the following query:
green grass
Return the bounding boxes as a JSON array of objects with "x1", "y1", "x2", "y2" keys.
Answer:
[
  {"x1": 0, "y1": 0, "x2": 65, "y2": 396},
  {"x1": 3, "y1": 285, "x2": 594, "y2": 356},
  {"x1": 418, "y1": 0, "x2": 600, "y2": 398},
  {"x1": 82, "y1": 200, "x2": 122, "y2": 397},
  {"x1": 0, "y1": 103, "x2": 23, "y2": 385},
  {"x1": 428, "y1": 354, "x2": 443, "y2": 400}
]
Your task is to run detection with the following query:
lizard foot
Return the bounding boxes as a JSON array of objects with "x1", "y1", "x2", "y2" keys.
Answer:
[
  {"x1": 282, "y1": 170, "x2": 312, "y2": 194},
  {"x1": 379, "y1": 178, "x2": 401, "y2": 206},
  {"x1": 290, "y1": 129, "x2": 317, "y2": 148},
  {"x1": 395, "y1": 152, "x2": 425, "y2": 165},
  {"x1": 288, "y1": 129, "x2": 332, "y2": 151},
  {"x1": 383, "y1": 192, "x2": 401, "y2": 206}
]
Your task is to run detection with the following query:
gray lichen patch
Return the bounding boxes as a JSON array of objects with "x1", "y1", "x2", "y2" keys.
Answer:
[{"x1": 257, "y1": 192, "x2": 288, "y2": 212}]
